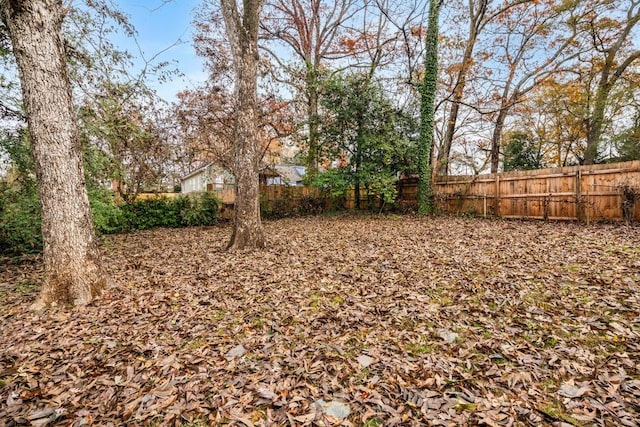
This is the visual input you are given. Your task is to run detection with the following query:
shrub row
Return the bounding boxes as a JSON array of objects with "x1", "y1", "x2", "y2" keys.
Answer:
[
  {"x1": 0, "y1": 190, "x2": 221, "y2": 255},
  {"x1": 93, "y1": 191, "x2": 221, "y2": 233}
]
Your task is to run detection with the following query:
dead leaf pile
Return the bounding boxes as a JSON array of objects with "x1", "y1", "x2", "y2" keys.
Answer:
[{"x1": 1, "y1": 216, "x2": 639, "y2": 426}]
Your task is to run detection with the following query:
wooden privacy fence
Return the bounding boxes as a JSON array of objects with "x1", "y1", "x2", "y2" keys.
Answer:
[
  {"x1": 211, "y1": 185, "x2": 331, "y2": 219},
  {"x1": 258, "y1": 185, "x2": 323, "y2": 202},
  {"x1": 397, "y1": 160, "x2": 640, "y2": 222},
  {"x1": 203, "y1": 160, "x2": 639, "y2": 222}
]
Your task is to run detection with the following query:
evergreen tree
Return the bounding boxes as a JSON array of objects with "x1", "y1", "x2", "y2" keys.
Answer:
[{"x1": 503, "y1": 131, "x2": 545, "y2": 171}]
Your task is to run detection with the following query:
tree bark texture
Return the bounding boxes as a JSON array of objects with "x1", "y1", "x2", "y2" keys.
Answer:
[
  {"x1": 221, "y1": 0, "x2": 266, "y2": 250},
  {"x1": 306, "y1": 65, "x2": 320, "y2": 175},
  {"x1": 1, "y1": 0, "x2": 107, "y2": 307},
  {"x1": 490, "y1": 108, "x2": 507, "y2": 173},
  {"x1": 583, "y1": 82, "x2": 610, "y2": 165}
]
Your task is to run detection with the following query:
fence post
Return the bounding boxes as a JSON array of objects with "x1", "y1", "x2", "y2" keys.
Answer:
[
  {"x1": 575, "y1": 168, "x2": 583, "y2": 222},
  {"x1": 483, "y1": 185, "x2": 487, "y2": 218},
  {"x1": 494, "y1": 174, "x2": 501, "y2": 217},
  {"x1": 543, "y1": 195, "x2": 550, "y2": 221}
]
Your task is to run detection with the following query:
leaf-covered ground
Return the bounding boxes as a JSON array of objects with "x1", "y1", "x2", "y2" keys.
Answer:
[{"x1": 1, "y1": 216, "x2": 639, "y2": 426}]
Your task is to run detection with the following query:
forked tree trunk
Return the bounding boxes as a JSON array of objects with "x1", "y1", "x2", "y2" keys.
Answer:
[
  {"x1": 1, "y1": 0, "x2": 107, "y2": 308},
  {"x1": 220, "y1": 0, "x2": 266, "y2": 250},
  {"x1": 437, "y1": 0, "x2": 486, "y2": 176}
]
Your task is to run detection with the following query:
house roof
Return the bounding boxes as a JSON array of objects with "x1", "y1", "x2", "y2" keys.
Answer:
[
  {"x1": 274, "y1": 165, "x2": 306, "y2": 183},
  {"x1": 180, "y1": 162, "x2": 213, "y2": 182},
  {"x1": 182, "y1": 163, "x2": 307, "y2": 183}
]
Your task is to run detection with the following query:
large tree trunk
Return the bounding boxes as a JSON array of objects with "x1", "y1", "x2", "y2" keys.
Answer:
[
  {"x1": 227, "y1": 89, "x2": 265, "y2": 249},
  {"x1": 438, "y1": 97, "x2": 461, "y2": 176},
  {"x1": 417, "y1": 0, "x2": 442, "y2": 215},
  {"x1": 221, "y1": 0, "x2": 265, "y2": 250},
  {"x1": 306, "y1": 65, "x2": 320, "y2": 175},
  {"x1": 583, "y1": 81, "x2": 611, "y2": 165},
  {"x1": 1, "y1": 0, "x2": 106, "y2": 308},
  {"x1": 354, "y1": 143, "x2": 361, "y2": 210}
]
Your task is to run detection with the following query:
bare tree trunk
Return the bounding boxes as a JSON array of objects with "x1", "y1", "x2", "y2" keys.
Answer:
[
  {"x1": 583, "y1": 2, "x2": 640, "y2": 164},
  {"x1": 437, "y1": 0, "x2": 487, "y2": 176},
  {"x1": 1, "y1": 0, "x2": 106, "y2": 308},
  {"x1": 221, "y1": 0, "x2": 265, "y2": 250},
  {"x1": 490, "y1": 108, "x2": 507, "y2": 173},
  {"x1": 583, "y1": 83, "x2": 609, "y2": 165}
]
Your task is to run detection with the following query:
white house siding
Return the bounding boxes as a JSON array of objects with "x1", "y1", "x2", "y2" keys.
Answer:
[
  {"x1": 181, "y1": 167, "x2": 228, "y2": 194},
  {"x1": 182, "y1": 172, "x2": 206, "y2": 193}
]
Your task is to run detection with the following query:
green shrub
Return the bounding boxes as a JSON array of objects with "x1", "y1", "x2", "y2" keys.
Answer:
[
  {"x1": 0, "y1": 185, "x2": 42, "y2": 254},
  {"x1": 0, "y1": 188, "x2": 221, "y2": 254},
  {"x1": 122, "y1": 197, "x2": 181, "y2": 230},
  {"x1": 182, "y1": 192, "x2": 220, "y2": 226},
  {"x1": 121, "y1": 193, "x2": 221, "y2": 230},
  {"x1": 89, "y1": 188, "x2": 125, "y2": 234}
]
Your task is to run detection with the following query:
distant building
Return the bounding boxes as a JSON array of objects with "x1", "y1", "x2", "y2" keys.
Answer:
[
  {"x1": 181, "y1": 164, "x2": 234, "y2": 194},
  {"x1": 181, "y1": 163, "x2": 306, "y2": 193},
  {"x1": 265, "y1": 165, "x2": 306, "y2": 186}
]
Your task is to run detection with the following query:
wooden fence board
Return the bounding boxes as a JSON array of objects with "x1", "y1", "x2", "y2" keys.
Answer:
[{"x1": 424, "y1": 160, "x2": 640, "y2": 222}]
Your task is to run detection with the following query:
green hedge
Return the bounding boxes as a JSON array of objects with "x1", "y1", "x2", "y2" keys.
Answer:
[
  {"x1": 0, "y1": 190, "x2": 221, "y2": 255},
  {"x1": 0, "y1": 184, "x2": 42, "y2": 254}
]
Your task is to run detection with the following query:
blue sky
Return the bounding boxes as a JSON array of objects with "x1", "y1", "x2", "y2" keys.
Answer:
[{"x1": 112, "y1": 0, "x2": 208, "y2": 102}]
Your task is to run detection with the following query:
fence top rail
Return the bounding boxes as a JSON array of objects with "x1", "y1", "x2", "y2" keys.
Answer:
[{"x1": 432, "y1": 160, "x2": 640, "y2": 183}]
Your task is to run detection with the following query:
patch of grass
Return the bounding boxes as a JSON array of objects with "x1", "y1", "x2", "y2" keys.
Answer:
[
  {"x1": 406, "y1": 340, "x2": 434, "y2": 356},
  {"x1": 454, "y1": 402, "x2": 477, "y2": 412},
  {"x1": 15, "y1": 279, "x2": 39, "y2": 294},
  {"x1": 353, "y1": 367, "x2": 370, "y2": 380},
  {"x1": 397, "y1": 317, "x2": 417, "y2": 330},
  {"x1": 251, "y1": 316, "x2": 266, "y2": 329},
  {"x1": 185, "y1": 337, "x2": 207, "y2": 350},
  {"x1": 607, "y1": 245, "x2": 640, "y2": 255},
  {"x1": 491, "y1": 357, "x2": 507, "y2": 365},
  {"x1": 481, "y1": 330, "x2": 493, "y2": 338},
  {"x1": 208, "y1": 310, "x2": 225, "y2": 322},
  {"x1": 578, "y1": 333, "x2": 626, "y2": 355},
  {"x1": 541, "y1": 378, "x2": 558, "y2": 393},
  {"x1": 182, "y1": 422, "x2": 208, "y2": 427},
  {"x1": 363, "y1": 418, "x2": 383, "y2": 427},
  {"x1": 538, "y1": 402, "x2": 582, "y2": 426},
  {"x1": 332, "y1": 295, "x2": 345, "y2": 305},
  {"x1": 309, "y1": 292, "x2": 323, "y2": 309}
]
